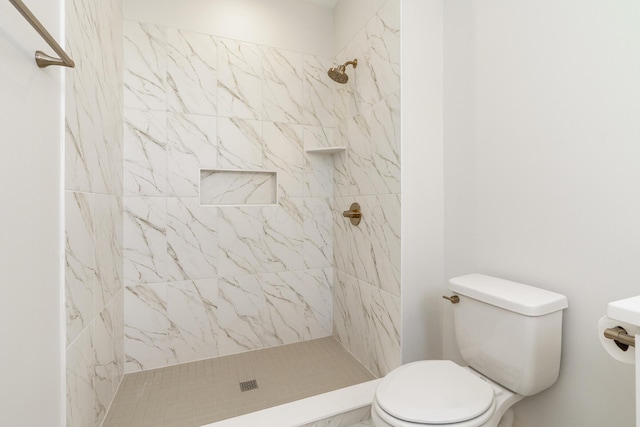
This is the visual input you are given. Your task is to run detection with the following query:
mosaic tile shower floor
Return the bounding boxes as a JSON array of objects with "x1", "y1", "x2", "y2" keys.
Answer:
[{"x1": 103, "y1": 337, "x2": 375, "y2": 427}]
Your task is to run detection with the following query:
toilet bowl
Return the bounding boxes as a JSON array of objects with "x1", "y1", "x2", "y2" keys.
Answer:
[
  {"x1": 371, "y1": 274, "x2": 568, "y2": 427},
  {"x1": 371, "y1": 360, "x2": 522, "y2": 427}
]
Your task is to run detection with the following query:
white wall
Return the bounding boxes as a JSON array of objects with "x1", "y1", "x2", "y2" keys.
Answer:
[
  {"x1": 400, "y1": 0, "x2": 444, "y2": 363},
  {"x1": 0, "y1": 1, "x2": 63, "y2": 425},
  {"x1": 124, "y1": 0, "x2": 333, "y2": 57},
  {"x1": 444, "y1": 0, "x2": 640, "y2": 425}
]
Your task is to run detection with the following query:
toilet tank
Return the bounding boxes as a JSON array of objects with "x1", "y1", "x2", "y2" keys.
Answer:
[{"x1": 448, "y1": 274, "x2": 568, "y2": 396}]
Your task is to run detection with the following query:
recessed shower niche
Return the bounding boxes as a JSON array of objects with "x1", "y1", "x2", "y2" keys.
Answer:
[{"x1": 199, "y1": 169, "x2": 277, "y2": 206}]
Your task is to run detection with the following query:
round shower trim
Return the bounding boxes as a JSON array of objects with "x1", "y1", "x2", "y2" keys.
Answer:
[{"x1": 327, "y1": 58, "x2": 358, "y2": 84}]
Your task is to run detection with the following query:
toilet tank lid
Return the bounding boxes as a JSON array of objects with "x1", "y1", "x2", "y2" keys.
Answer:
[{"x1": 449, "y1": 274, "x2": 568, "y2": 316}]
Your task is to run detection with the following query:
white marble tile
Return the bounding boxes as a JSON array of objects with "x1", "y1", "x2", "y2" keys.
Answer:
[
  {"x1": 369, "y1": 287, "x2": 401, "y2": 376},
  {"x1": 370, "y1": 94, "x2": 401, "y2": 195},
  {"x1": 350, "y1": 197, "x2": 378, "y2": 287},
  {"x1": 218, "y1": 39, "x2": 262, "y2": 119},
  {"x1": 166, "y1": 197, "x2": 217, "y2": 281},
  {"x1": 365, "y1": 195, "x2": 401, "y2": 297},
  {"x1": 261, "y1": 269, "x2": 332, "y2": 346},
  {"x1": 65, "y1": 0, "x2": 97, "y2": 73},
  {"x1": 303, "y1": 198, "x2": 333, "y2": 269},
  {"x1": 334, "y1": 272, "x2": 400, "y2": 378},
  {"x1": 367, "y1": 1, "x2": 401, "y2": 101},
  {"x1": 167, "y1": 279, "x2": 218, "y2": 363},
  {"x1": 378, "y1": 0, "x2": 400, "y2": 66},
  {"x1": 346, "y1": 113, "x2": 376, "y2": 197},
  {"x1": 263, "y1": 47, "x2": 303, "y2": 123},
  {"x1": 303, "y1": 55, "x2": 335, "y2": 127},
  {"x1": 342, "y1": 30, "x2": 374, "y2": 113},
  {"x1": 124, "y1": 109, "x2": 167, "y2": 197},
  {"x1": 124, "y1": 285, "x2": 173, "y2": 372},
  {"x1": 332, "y1": 123, "x2": 353, "y2": 198},
  {"x1": 333, "y1": 197, "x2": 355, "y2": 277},
  {"x1": 264, "y1": 122, "x2": 305, "y2": 198},
  {"x1": 219, "y1": 200, "x2": 303, "y2": 275},
  {"x1": 217, "y1": 117, "x2": 264, "y2": 169},
  {"x1": 304, "y1": 127, "x2": 334, "y2": 198},
  {"x1": 355, "y1": 280, "x2": 382, "y2": 377},
  {"x1": 95, "y1": 0, "x2": 124, "y2": 98},
  {"x1": 112, "y1": 289, "x2": 125, "y2": 387},
  {"x1": 341, "y1": 103, "x2": 400, "y2": 196},
  {"x1": 292, "y1": 268, "x2": 333, "y2": 337},
  {"x1": 65, "y1": 59, "x2": 101, "y2": 193},
  {"x1": 262, "y1": 199, "x2": 305, "y2": 272},
  {"x1": 98, "y1": 85, "x2": 125, "y2": 196},
  {"x1": 213, "y1": 267, "x2": 332, "y2": 355},
  {"x1": 333, "y1": 271, "x2": 370, "y2": 369},
  {"x1": 217, "y1": 275, "x2": 267, "y2": 355},
  {"x1": 167, "y1": 29, "x2": 217, "y2": 114},
  {"x1": 218, "y1": 207, "x2": 265, "y2": 276},
  {"x1": 332, "y1": 50, "x2": 355, "y2": 124},
  {"x1": 255, "y1": 272, "x2": 298, "y2": 346},
  {"x1": 341, "y1": 196, "x2": 382, "y2": 293},
  {"x1": 303, "y1": 125, "x2": 334, "y2": 151},
  {"x1": 65, "y1": 0, "x2": 123, "y2": 196},
  {"x1": 93, "y1": 194, "x2": 124, "y2": 313},
  {"x1": 123, "y1": 197, "x2": 167, "y2": 285},
  {"x1": 66, "y1": 327, "x2": 94, "y2": 427},
  {"x1": 66, "y1": 192, "x2": 96, "y2": 345},
  {"x1": 92, "y1": 76, "x2": 124, "y2": 196},
  {"x1": 194, "y1": 278, "x2": 218, "y2": 342},
  {"x1": 123, "y1": 20, "x2": 166, "y2": 111},
  {"x1": 166, "y1": 113, "x2": 217, "y2": 197},
  {"x1": 94, "y1": 305, "x2": 117, "y2": 426},
  {"x1": 200, "y1": 170, "x2": 277, "y2": 206}
]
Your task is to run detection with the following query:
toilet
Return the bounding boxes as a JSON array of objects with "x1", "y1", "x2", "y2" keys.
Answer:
[{"x1": 372, "y1": 274, "x2": 568, "y2": 427}]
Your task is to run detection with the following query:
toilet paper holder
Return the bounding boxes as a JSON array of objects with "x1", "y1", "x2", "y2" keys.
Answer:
[{"x1": 604, "y1": 326, "x2": 636, "y2": 351}]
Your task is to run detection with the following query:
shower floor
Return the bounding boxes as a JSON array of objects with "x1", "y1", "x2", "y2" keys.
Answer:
[{"x1": 103, "y1": 337, "x2": 376, "y2": 427}]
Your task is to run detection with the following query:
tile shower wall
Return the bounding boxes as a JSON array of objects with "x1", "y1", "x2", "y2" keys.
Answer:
[
  {"x1": 64, "y1": 0, "x2": 124, "y2": 425},
  {"x1": 123, "y1": 21, "x2": 336, "y2": 372},
  {"x1": 332, "y1": 0, "x2": 401, "y2": 377}
]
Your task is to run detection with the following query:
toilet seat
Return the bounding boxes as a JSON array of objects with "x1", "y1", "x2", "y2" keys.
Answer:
[
  {"x1": 373, "y1": 397, "x2": 496, "y2": 427},
  {"x1": 374, "y1": 360, "x2": 496, "y2": 427}
]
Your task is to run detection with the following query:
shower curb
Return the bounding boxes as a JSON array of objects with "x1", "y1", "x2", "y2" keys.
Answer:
[{"x1": 203, "y1": 379, "x2": 381, "y2": 427}]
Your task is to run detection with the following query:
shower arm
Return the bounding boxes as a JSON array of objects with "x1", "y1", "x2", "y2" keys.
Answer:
[{"x1": 343, "y1": 59, "x2": 358, "y2": 69}]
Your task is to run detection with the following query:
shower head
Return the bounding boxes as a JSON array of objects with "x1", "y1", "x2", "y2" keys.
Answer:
[{"x1": 327, "y1": 59, "x2": 358, "y2": 84}]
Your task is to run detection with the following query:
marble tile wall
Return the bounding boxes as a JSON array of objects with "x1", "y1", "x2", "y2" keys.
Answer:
[
  {"x1": 200, "y1": 170, "x2": 277, "y2": 205},
  {"x1": 64, "y1": 0, "x2": 124, "y2": 425},
  {"x1": 332, "y1": 0, "x2": 402, "y2": 377},
  {"x1": 123, "y1": 21, "x2": 336, "y2": 373}
]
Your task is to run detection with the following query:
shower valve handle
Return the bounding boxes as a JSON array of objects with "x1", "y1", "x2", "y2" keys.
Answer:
[
  {"x1": 342, "y1": 209, "x2": 361, "y2": 219},
  {"x1": 342, "y1": 202, "x2": 362, "y2": 226}
]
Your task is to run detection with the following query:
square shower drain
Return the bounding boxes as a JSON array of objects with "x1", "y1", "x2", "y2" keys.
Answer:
[{"x1": 239, "y1": 379, "x2": 258, "y2": 392}]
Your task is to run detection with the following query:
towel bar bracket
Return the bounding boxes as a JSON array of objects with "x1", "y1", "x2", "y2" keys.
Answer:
[{"x1": 9, "y1": 0, "x2": 75, "y2": 68}]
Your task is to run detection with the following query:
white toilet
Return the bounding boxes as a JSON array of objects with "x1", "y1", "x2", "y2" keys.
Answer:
[{"x1": 372, "y1": 274, "x2": 568, "y2": 427}]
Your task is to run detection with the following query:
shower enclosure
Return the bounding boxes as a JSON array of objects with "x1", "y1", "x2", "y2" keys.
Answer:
[
  {"x1": 65, "y1": 0, "x2": 403, "y2": 424},
  {"x1": 120, "y1": 0, "x2": 401, "y2": 378}
]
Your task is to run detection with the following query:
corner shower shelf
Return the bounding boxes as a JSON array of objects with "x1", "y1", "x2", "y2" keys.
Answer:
[{"x1": 305, "y1": 147, "x2": 347, "y2": 154}]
